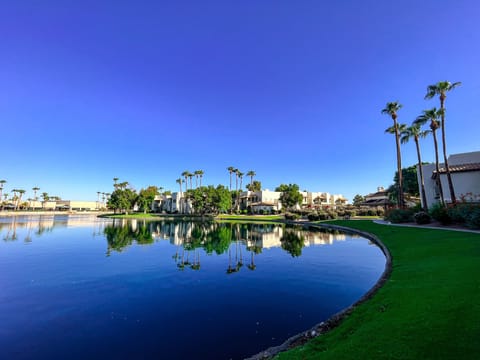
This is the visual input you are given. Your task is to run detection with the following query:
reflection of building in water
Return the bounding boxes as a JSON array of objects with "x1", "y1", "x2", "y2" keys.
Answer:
[
  {"x1": 1, "y1": 215, "x2": 108, "y2": 242},
  {"x1": 148, "y1": 222, "x2": 348, "y2": 250}
]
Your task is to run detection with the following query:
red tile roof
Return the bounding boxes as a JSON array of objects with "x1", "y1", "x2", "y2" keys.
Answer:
[{"x1": 433, "y1": 162, "x2": 480, "y2": 178}]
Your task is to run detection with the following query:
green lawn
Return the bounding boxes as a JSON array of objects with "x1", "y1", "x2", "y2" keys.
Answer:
[{"x1": 277, "y1": 220, "x2": 480, "y2": 360}]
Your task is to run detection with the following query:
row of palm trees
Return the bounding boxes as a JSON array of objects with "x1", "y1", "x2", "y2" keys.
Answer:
[
  {"x1": 382, "y1": 80, "x2": 461, "y2": 210},
  {"x1": 175, "y1": 170, "x2": 205, "y2": 195},
  {"x1": 0, "y1": 181, "x2": 60, "y2": 211}
]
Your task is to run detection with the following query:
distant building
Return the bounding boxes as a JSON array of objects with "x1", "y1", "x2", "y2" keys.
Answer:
[
  {"x1": 152, "y1": 189, "x2": 347, "y2": 214},
  {"x1": 361, "y1": 187, "x2": 392, "y2": 208},
  {"x1": 419, "y1": 151, "x2": 480, "y2": 208}
]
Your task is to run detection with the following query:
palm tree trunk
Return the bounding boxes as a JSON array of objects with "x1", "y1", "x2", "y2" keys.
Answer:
[
  {"x1": 393, "y1": 119, "x2": 404, "y2": 208},
  {"x1": 440, "y1": 98, "x2": 456, "y2": 205},
  {"x1": 414, "y1": 137, "x2": 428, "y2": 211},
  {"x1": 432, "y1": 129, "x2": 445, "y2": 206}
]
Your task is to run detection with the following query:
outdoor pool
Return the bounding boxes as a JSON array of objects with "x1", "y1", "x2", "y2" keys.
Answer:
[{"x1": 0, "y1": 215, "x2": 385, "y2": 359}]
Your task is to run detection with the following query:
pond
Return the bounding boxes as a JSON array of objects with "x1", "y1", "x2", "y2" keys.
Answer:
[{"x1": 0, "y1": 215, "x2": 385, "y2": 359}]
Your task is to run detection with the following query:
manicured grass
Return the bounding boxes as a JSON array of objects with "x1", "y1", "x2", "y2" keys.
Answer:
[{"x1": 277, "y1": 220, "x2": 480, "y2": 360}]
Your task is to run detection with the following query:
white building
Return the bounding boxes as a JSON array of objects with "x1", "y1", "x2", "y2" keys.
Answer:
[{"x1": 419, "y1": 151, "x2": 480, "y2": 208}]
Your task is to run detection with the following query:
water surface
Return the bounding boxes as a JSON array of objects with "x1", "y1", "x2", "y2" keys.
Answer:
[{"x1": 0, "y1": 215, "x2": 385, "y2": 359}]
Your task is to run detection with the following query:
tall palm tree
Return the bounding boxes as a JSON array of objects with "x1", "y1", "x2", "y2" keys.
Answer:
[
  {"x1": 188, "y1": 173, "x2": 194, "y2": 190},
  {"x1": 194, "y1": 170, "x2": 204, "y2": 188},
  {"x1": 237, "y1": 171, "x2": 244, "y2": 211},
  {"x1": 32, "y1": 187, "x2": 40, "y2": 201},
  {"x1": 16, "y1": 189, "x2": 26, "y2": 211},
  {"x1": 414, "y1": 108, "x2": 445, "y2": 206},
  {"x1": 425, "y1": 81, "x2": 461, "y2": 205},
  {"x1": 381, "y1": 101, "x2": 405, "y2": 208},
  {"x1": 247, "y1": 170, "x2": 256, "y2": 188},
  {"x1": 400, "y1": 124, "x2": 431, "y2": 211},
  {"x1": 0, "y1": 180, "x2": 6, "y2": 201},
  {"x1": 227, "y1": 166, "x2": 235, "y2": 191},
  {"x1": 181, "y1": 171, "x2": 191, "y2": 191}
]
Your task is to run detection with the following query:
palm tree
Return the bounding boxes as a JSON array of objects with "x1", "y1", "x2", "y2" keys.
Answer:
[
  {"x1": 227, "y1": 166, "x2": 235, "y2": 191},
  {"x1": 382, "y1": 101, "x2": 405, "y2": 208},
  {"x1": 41, "y1": 192, "x2": 49, "y2": 210},
  {"x1": 188, "y1": 173, "x2": 194, "y2": 190},
  {"x1": 32, "y1": 187, "x2": 40, "y2": 201},
  {"x1": 247, "y1": 170, "x2": 256, "y2": 188},
  {"x1": 414, "y1": 108, "x2": 445, "y2": 206},
  {"x1": 16, "y1": 189, "x2": 26, "y2": 211},
  {"x1": 401, "y1": 124, "x2": 431, "y2": 211},
  {"x1": 0, "y1": 180, "x2": 6, "y2": 201},
  {"x1": 113, "y1": 177, "x2": 119, "y2": 186},
  {"x1": 181, "y1": 171, "x2": 190, "y2": 191},
  {"x1": 425, "y1": 81, "x2": 461, "y2": 205},
  {"x1": 195, "y1": 170, "x2": 204, "y2": 188}
]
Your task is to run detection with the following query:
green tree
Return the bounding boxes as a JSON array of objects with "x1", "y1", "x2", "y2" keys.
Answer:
[
  {"x1": 181, "y1": 171, "x2": 191, "y2": 191},
  {"x1": 137, "y1": 186, "x2": 159, "y2": 213},
  {"x1": 246, "y1": 180, "x2": 261, "y2": 192},
  {"x1": 401, "y1": 124, "x2": 431, "y2": 211},
  {"x1": 414, "y1": 108, "x2": 445, "y2": 206},
  {"x1": 108, "y1": 187, "x2": 137, "y2": 214},
  {"x1": 275, "y1": 184, "x2": 303, "y2": 211},
  {"x1": 382, "y1": 101, "x2": 405, "y2": 208},
  {"x1": 353, "y1": 194, "x2": 364, "y2": 206},
  {"x1": 387, "y1": 165, "x2": 421, "y2": 203},
  {"x1": 425, "y1": 81, "x2": 461, "y2": 205}
]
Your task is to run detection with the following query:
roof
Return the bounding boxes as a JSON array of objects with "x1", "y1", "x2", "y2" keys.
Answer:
[{"x1": 433, "y1": 162, "x2": 480, "y2": 178}]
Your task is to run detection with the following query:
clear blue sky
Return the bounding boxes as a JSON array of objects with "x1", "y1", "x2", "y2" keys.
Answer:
[{"x1": 1, "y1": 0, "x2": 479, "y2": 201}]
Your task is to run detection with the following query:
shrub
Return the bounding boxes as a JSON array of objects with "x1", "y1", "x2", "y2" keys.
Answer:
[
  {"x1": 385, "y1": 208, "x2": 415, "y2": 223},
  {"x1": 344, "y1": 209, "x2": 356, "y2": 217},
  {"x1": 429, "y1": 203, "x2": 451, "y2": 225},
  {"x1": 414, "y1": 211, "x2": 431, "y2": 225},
  {"x1": 285, "y1": 212, "x2": 300, "y2": 220},
  {"x1": 317, "y1": 211, "x2": 329, "y2": 220},
  {"x1": 376, "y1": 208, "x2": 385, "y2": 217},
  {"x1": 307, "y1": 213, "x2": 319, "y2": 221},
  {"x1": 465, "y1": 207, "x2": 480, "y2": 229},
  {"x1": 327, "y1": 210, "x2": 338, "y2": 219}
]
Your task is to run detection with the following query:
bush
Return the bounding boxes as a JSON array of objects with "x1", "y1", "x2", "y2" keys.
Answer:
[
  {"x1": 307, "y1": 213, "x2": 318, "y2": 221},
  {"x1": 465, "y1": 207, "x2": 480, "y2": 229},
  {"x1": 414, "y1": 211, "x2": 431, "y2": 225},
  {"x1": 327, "y1": 210, "x2": 338, "y2": 219},
  {"x1": 285, "y1": 212, "x2": 300, "y2": 220},
  {"x1": 429, "y1": 203, "x2": 451, "y2": 225},
  {"x1": 385, "y1": 208, "x2": 415, "y2": 223},
  {"x1": 344, "y1": 209, "x2": 357, "y2": 217},
  {"x1": 376, "y1": 208, "x2": 385, "y2": 217}
]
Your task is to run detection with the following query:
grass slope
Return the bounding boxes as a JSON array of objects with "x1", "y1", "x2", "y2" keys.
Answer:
[{"x1": 277, "y1": 220, "x2": 480, "y2": 360}]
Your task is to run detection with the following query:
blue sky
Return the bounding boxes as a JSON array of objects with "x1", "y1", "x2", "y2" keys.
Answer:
[{"x1": 1, "y1": 0, "x2": 479, "y2": 202}]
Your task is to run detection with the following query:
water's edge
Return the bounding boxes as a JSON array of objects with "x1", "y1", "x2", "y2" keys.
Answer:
[{"x1": 245, "y1": 222, "x2": 392, "y2": 360}]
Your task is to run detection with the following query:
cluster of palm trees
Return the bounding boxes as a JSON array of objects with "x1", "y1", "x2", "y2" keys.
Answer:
[
  {"x1": 382, "y1": 80, "x2": 461, "y2": 210},
  {"x1": 0, "y1": 180, "x2": 48, "y2": 210},
  {"x1": 175, "y1": 170, "x2": 204, "y2": 195},
  {"x1": 227, "y1": 167, "x2": 256, "y2": 210}
]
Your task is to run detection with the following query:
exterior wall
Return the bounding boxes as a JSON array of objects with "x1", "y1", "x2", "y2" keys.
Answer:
[
  {"x1": 419, "y1": 151, "x2": 480, "y2": 208},
  {"x1": 441, "y1": 172, "x2": 480, "y2": 203}
]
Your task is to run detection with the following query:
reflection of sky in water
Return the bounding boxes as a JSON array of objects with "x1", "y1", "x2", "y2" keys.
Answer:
[{"x1": 0, "y1": 216, "x2": 384, "y2": 360}]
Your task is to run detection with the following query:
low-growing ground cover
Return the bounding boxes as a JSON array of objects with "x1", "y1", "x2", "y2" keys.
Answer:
[{"x1": 277, "y1": 220, "x2": 480, "y2": 359}]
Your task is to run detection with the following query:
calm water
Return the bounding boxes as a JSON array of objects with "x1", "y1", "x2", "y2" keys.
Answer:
[{"x1": 0, "y1": 215, "x2": 385, "y2": 359}]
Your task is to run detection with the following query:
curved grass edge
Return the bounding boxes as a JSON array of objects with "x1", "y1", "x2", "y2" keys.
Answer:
[{"x1": 245, "y1": 221, "x2": 392, "y2": 360}]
